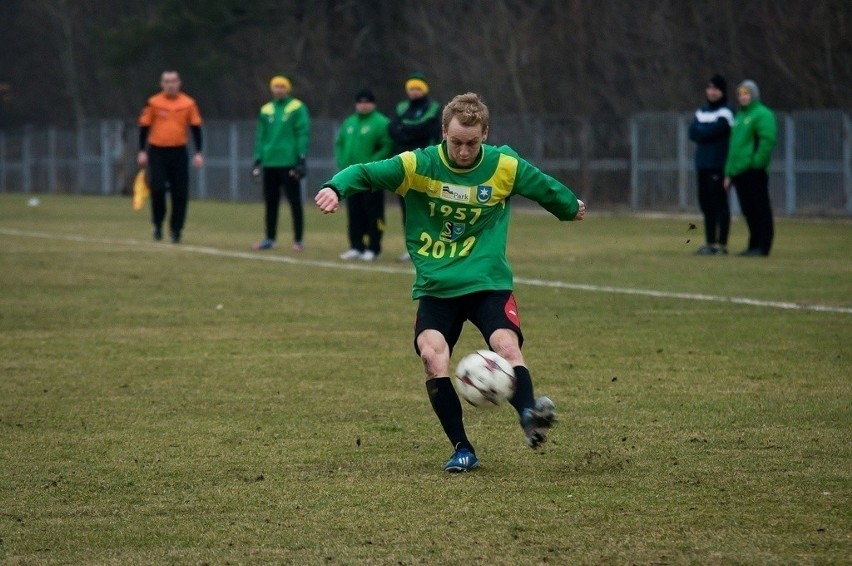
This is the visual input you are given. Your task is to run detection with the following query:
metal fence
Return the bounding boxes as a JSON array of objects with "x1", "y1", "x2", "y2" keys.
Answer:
[
  {"x1": 1, "y1": 111, "x2": 850, "y2": 215},
  {"x1": 630, "y1": 110, "x2": 852, "y2": 216}
]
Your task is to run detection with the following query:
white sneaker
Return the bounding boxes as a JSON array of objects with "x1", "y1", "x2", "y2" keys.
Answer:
[
  {"x1": 360, "y1": 250, "x2": 376, "y2": 261},
  {"x1": 339, "y1": 249, "x2": 362, "y2": 260},
  {"x1": 397, "y1": 251, "x2": 411, "y2": 262}
]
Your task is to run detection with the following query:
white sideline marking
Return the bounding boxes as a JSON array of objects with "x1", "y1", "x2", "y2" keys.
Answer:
[{"x1": 3, "y1": 228, "x2": 851, "y2": 315}]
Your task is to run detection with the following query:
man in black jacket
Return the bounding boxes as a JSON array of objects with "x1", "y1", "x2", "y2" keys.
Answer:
[
  {"x1": 688, "y1": 74, "x2": 733, "y2": 255},
  {"x1": 388, "y1": 72, "x2": 441, "y2": 261}
]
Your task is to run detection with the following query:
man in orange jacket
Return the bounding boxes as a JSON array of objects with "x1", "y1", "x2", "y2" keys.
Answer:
[{"x1": 138, "y1": 70, "x2": 204, "y2": 243}]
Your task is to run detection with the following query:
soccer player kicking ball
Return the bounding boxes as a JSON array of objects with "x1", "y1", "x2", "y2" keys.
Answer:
[{"x1": 316, "y1": 93, "x2": 586, "y2": 472}]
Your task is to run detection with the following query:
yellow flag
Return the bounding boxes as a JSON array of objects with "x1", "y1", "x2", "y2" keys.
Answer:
[{"x1": 132, "y1": 170, "x2": 150, "y2": 211}]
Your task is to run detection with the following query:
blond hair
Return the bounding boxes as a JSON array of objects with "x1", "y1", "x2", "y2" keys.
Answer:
[{"x1": 442, "y1": 92, "x2": 489, "y2": 131}]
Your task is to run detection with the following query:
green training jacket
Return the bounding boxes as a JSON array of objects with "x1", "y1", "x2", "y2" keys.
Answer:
[
  {"x1": 253, "y1": 96, "x2": 311, "y2": 167},
  {"x1": 334, "y1": 110, "x2": 394, "y2": 169},
  {"x1": 724, "y1": 100, "x2": 777, "y2": 177},
  {"x1": 323, "y1": 143, "x2": 581, "y2": 299}
]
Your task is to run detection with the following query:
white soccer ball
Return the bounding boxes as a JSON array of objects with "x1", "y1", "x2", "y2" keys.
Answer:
[{"x1": 453, "y1": 350, "x2": 516, "y2": 407}]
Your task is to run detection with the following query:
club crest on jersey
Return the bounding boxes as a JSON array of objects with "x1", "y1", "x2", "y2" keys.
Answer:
[
  {"x1": 441, "y1": 184, "x2": 471, "y2": 203},
  {"x1": 476, "y1": 185, "x2": 493, "y2": 204},
  {"x1": 441, "y1": 221, "x2": 466, "y2": 242}
]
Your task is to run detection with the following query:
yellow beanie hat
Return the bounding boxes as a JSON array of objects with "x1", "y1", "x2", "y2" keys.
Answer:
[
  {"x1": 270, "y1": 75, "x2": 292, "y2": 92},
  {"x1": 405, "y1": 72, "x2": 429, "y2": 94}
]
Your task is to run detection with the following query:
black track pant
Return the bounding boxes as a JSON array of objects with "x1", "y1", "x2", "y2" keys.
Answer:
[
  {"x1": 262, "y1": 167, "x2": 303, "y2": 242},
  {"x1": 346, "y1": 191, "x2": 385, "y2": 254},
  {"x1": 732, "y1": 169, "x2": 774, "y2": 254},
  {"x1": 148, "y1": 145, "x2": 189, "y2": 235},
  {"x1": 696, "y1": 168, "x2": 730, "y2": 246}
]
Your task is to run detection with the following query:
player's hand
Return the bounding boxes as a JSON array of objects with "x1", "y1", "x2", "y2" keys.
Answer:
[
  {"x1": 251, "y1": 166, "x2": 261, "y2": 182},
  {"x1": 136, "y1": 150, "x2": 148, "y2": 168},
  {"x1": 575, "y1": 199, "x2": 586, "y2": 220},
  {"x1": 192, "y1": 153, "x2": 204, "y2": 169},
  {"x1": 723, "y1": 176, "x2": 731, "y2": 190},
  {"x1": 315, "y1": 187, "x2": 339, "y2": 214}
]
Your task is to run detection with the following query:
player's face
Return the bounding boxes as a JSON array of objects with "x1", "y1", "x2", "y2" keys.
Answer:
[
  {"x1": 407, "y1": 86, "x2": 426, "y2": 100},
  {"x1": 443, "y1": 117, "x2": 487, "y2": 167},
  {"x1": 271, "y1": 85, "x2": 289, "y2": 99},
  {"x1": 355, "y1": 101, "x2": 375, "y2": 115},
  {"x1": 705, "y1": 84, "x2": 723, "y2": 102},
  {"x1": 160, "y1": 73, "x2": 181, "y2": 96},
  {"x1": 737, "y1": 87, "x2": 753, "y2": 106}
]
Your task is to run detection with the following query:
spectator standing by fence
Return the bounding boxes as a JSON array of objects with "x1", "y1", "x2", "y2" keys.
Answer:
[
  {"x1": 251, "y1": 75, "x2": 311, "y2": 252},
  {"x1": 335, "y1": 89, "x2": 395, "y2": 261},
  {"x1": 724, "y1": 80, "x2": 777, "y2": 257},
  {"x1": 388, "y1": 72, "x2": 442, "y2": 261},
  {"x1": 688, "y1": 74, "x2": 733, "y2": 255},
  {"x1": 137, "y1": 70, "x2": 204, "y2": 244}
]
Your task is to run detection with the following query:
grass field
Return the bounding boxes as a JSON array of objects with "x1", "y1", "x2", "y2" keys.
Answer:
[{"x1": 1, "y1": 193, "x2": 850, "y2": 564}]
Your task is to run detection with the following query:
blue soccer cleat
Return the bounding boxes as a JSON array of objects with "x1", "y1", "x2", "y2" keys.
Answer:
[
  {"x1": 521, "y1": 396, "x2": 556, "y2": 449},
  {"x1": 252, "y1": 238, "x2": 275, "y2": 250},
  {"x1": 444, "y1": 446, "x2": 480, "y2": 473}
]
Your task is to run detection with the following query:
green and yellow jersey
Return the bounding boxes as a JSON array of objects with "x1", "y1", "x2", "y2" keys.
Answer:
[{"x1": 324, "y1": 142, "x2": 581, "y2": 299}]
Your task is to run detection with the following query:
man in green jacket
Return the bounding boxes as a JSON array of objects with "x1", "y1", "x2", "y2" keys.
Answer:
[
  {"x1": 316, "y1": 93, "x2": 586, "y2": 472},
  {"x1": 252, "y1": 75, "x2": 311, "y2": 252},
  {"x1": 334, "y1": 89, "x2": 395, "y2": 261},
  {"x1": 724, "y1": 79, "x2": 777, "y2": 256}
]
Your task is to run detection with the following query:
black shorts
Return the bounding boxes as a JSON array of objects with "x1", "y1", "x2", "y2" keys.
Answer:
[{"x1": 414, "y1": 290, "x2": 524, "y2": 355}]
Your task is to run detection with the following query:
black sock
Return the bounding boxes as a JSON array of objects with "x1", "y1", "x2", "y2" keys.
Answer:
[
  {"x1": 509, "y1": 365, "x2": 535, "y2": 416},
  {"x1": 425, "y1": 377, "x2": 474, "y2": 453}
]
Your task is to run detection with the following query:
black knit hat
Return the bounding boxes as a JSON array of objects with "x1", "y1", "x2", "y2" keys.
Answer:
[
  {"x1": 355, "y1": 88, "x2": 375, "y2": 103},
  {"x1": 708, "y1": 74, "x2": 727, "y2": 94}
]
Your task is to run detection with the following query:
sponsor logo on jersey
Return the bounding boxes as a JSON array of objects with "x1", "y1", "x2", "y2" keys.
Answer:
[
  {"x1": 476, "y1": 185, "x2": 493, "y2": 203},
  {"x1": 441, "y1": 221, "x2": 466, "y2": 242},
  {"x1": 441, "y1": 184, "x2": 471, "y2": 203}
]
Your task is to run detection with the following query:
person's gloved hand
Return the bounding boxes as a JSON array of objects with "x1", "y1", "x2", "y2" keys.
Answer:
[{"x1": 290, "y1": 156, "x2": 306, "y2": 179}]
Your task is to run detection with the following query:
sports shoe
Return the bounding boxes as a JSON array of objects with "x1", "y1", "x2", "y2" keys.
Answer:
[
  {"x1": 397, "y1": 251, "x2": 410, "y2": 262},
  {"x1": 292, "y1": 241, "x2": 304, "y2": 252},
  {"x1": 444, "y1": 447, "x2": 479, "y2": 473},
  {"x1": 153, "y1": 226, "x2": 163, "y2": 241},
  {"x1": 170, "y1": 231, "x2": 181, "y2": 244},
  {"x1": 714, "y1": 245, "x2": 729, "y2": 255},
  {"x1": 521, "y1": 396, "x2": 557, "y2": 449},
  {"x1": 695, "y1": 245, "x2": 715, "y2": 255},
  {"x1": 360, "y1": 250, "x2": 376, "y2": 261},
  {"x1": 339, "y1": 248, "x2": 362, "y2": 260},
  {"x1": 252, "y1": 238, "x2": 275, "y2": 250}
]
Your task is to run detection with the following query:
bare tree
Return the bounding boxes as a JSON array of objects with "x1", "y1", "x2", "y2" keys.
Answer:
[{"x1": 0, "y1": 0, "x2": 849, "y2": 129}]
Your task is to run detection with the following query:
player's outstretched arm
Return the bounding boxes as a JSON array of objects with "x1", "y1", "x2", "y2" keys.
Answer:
[
  {"x1": 575, "y1": 199, "x2": 586, "y2": 220},
  {"x1": 315, "y1": 186, "x2": 340, "y2": 214}
]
